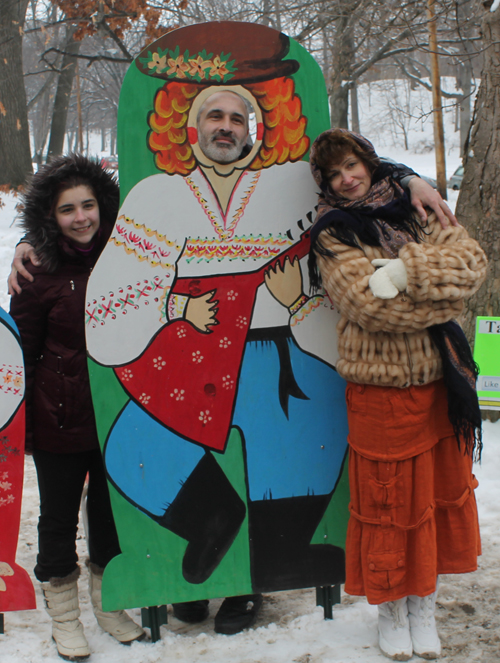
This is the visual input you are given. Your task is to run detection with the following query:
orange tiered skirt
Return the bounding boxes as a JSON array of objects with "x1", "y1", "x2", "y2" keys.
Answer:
[{"x1": 344, "y1": 379, "x2": 481, "y2": 605}]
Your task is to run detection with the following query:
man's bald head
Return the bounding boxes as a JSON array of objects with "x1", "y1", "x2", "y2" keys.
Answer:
[{"x1": 197, "y1": 91, "x2": 251, "y2": 164}]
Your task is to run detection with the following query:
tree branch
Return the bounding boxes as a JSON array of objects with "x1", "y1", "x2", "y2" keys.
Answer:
[{"x1": 41, "y1": 47, "x2": 132, "y2": 69}]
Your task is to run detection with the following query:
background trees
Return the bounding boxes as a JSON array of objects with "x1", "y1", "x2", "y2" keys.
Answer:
[
  {"x1": 0, "y1": 0, "x2": 32, "y2": 186},
  {"x1": 0, "y1": 0, "x2": 485, "y2": 183},
  {"x1": 456, "y1": 1, "x2": 500, "y2": 345}
]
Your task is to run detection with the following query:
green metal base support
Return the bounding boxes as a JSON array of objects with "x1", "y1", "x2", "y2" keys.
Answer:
[
  {"x1": 316, "y1": 584, "x2": 341, "y2": 620},
  {"x1": 141, "y1": 605, "x2": 168, "y2": 642},
  {"x1": 0, "y1": 613, "x2": 3, "y2": 634}
]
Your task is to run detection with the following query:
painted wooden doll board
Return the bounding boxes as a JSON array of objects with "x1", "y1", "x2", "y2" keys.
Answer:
[
  {"x1": 86, "y1": 22, "x2": 349, "y2": 611},
  {"x1": 0, "y1": 307, "x2": 36, "y2": 612}
]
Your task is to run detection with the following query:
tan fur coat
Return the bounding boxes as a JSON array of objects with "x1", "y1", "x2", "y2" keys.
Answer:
[{"x1": 315, "y1": 214, "x2": 488, "y2": 387}]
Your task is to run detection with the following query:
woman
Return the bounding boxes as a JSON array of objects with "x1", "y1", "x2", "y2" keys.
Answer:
[
  {"x1": 308, "y1": 129, "x2": 487, "y2": 661},
  {"x1": 10, "y1": 155, "x2": 144, "y2": 660}
]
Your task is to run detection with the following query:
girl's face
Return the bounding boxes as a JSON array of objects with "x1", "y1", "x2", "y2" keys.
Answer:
[
  {"x1": 327, "y1": 152, "x2": 372, "y2": 201},
  {"x1": 54, "y1": 185, "x2": 100, "y2": 248}
]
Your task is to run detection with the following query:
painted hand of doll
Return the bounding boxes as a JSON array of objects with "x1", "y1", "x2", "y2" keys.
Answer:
[
  {"x1": 264, "y1": 256, "x2": 303, "y2": 308},
  {"x1": 369, "y1": 258, "x2": 408, "y2": 299},
  {"x1": 185, "y1": 290, "x2": 219, "y2": 332}
]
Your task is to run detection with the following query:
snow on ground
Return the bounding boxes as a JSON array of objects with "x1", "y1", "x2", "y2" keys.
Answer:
[
  {"x1": 1, "y1": 85, "x2": 498, "y2": 660},
  {"x1": 2, "y1": 425, "x2": 498, "y2": 663}
]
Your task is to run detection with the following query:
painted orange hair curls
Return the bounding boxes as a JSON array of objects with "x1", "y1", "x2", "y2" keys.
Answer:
[
  {"x1": 148, "y1": 82, "x2": 200, "y2": 175},
  {"x1": 247, "y1": 77, "x2": 309, "y2": 169}
]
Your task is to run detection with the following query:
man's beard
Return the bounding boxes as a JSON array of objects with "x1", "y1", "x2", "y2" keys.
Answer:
[{"x1": 199, "y1": 131, "x2": 247, "y2": 164}]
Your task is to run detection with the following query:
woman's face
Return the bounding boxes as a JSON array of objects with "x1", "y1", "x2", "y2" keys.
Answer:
[
  {"x1": 327, "y1": 152, "x2": 372, "y2": 201},
  {"x1": 54, "y1": 185, "x2": 100, "y2": 248}
]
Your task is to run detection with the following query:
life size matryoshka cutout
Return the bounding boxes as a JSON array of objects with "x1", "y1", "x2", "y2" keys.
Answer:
[
  {"x1": 86, "y1": 22, "x2": 349, "y2": 611},
  {"x1": 0, "y1": 307, "x2": 36, "y2": 613}
]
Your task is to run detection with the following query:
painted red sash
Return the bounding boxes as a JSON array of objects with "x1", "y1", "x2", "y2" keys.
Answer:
[{"x1": 115, "y1": 234, "x2": 310, "y2": 451}]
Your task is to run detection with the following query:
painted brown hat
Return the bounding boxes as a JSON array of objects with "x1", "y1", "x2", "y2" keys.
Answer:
[{"x1": 136, "y1": 21, "x2": 299, "y2": 84}]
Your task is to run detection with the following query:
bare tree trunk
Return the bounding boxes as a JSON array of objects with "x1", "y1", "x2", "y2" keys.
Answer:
[
  {"x1": 330, "y1": 86, "x2": 349, "y2": 128},
  {"x1": 350, "y1": 82, "x2": 360, "y2": 133},
  {"x1": 455, "y1": 6, "x2": 500, "y2": 347},
  {"x1": 262, "y1": 0, "x2": 271, "y2": 26},
  {"x1": 273, "y1": 0, "x2": 281, "y2": 31},
  {"x1": 46, "y1": 27, "x2": 81, "y2": 159},
  {"x1": 0, "y1": 0, "x2": 32, "y2": 186}
]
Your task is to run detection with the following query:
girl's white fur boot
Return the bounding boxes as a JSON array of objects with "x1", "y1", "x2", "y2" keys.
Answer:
[
  {"x1": 41, "y1": 568, "x2": 90, "y2": 661},
  {"x1": 87, "y1": 562, "x2": 145, "y2": 644}
]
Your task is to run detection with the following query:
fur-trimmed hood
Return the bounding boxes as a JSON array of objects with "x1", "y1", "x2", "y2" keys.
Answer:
[{"x1": 20, "y1": 154, "x2": 119, "y2": 271}]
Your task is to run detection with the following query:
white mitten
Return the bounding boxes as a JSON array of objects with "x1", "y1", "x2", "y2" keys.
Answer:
[{"x1": 369, "y1": 258, "x2": 408, "y2": 300}]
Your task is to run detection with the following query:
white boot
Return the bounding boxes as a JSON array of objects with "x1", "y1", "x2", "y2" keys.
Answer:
[
  {"x1": 408, "y1": 582, "x2": 441, "y2": 659},
  {"x1": 378, "y1": 597, "x2": 413, "y2": 661},
  {"x1": 88, "y1": 563, "x2": 145, "y2": 644},
  {"x1": 41, "y1": 569, "x2": 91, "y2": 661}
]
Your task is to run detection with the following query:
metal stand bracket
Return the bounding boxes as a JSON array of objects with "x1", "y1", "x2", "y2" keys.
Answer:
[
  {"x1": 141, "y1": 605, "x2": 168, "y2": 642},
  {"x1": 316, "y1": 584, "x2": 341, "y2": 620}
]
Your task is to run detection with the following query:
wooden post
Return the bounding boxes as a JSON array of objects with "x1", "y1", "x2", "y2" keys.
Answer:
[
  {"x1": 427, "y1": 0, "x2": 447, "y2": 199},
  {"x1": 75, "y1": 60, "x2": 84, "y2": 154}
]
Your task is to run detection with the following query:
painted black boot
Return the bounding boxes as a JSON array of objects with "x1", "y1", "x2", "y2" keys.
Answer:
[
  {"x1": 248, "y1": 495, "x2": 345, "y2": 593},
  {"x1": 156, "y1": 452, "x2": 246, "y2": 584}
]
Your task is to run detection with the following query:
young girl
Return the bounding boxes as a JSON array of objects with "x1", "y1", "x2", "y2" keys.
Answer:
[
  {"x1": 10, "y1": 155, "x2": 144, "y2": 660},
  {"x1": 308, "y1": 129, "x2": 487, "y2": 661}
]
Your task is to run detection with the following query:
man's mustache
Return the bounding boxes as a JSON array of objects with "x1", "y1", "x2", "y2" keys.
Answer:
[{"x1": 211, "y1": 130, "x2": 236, "y2": 145}]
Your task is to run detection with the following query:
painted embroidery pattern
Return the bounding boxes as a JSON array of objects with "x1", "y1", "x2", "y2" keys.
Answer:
[
  {"x1": 167, "y1": 294, "x2": 189, "y2": 321},
  {"x1": 184, "y1": 234, "x2": 293, "y2": 263},
  {"x1": 185, "y1": 171, "x2": 261, "y2": 241},
  {"x1": 86, "y1": 276, "x2": 169, "y2": 328},
  {"x1": 170, "y1": 389, "x2": 185, "y2": 401},
  {"x1": 0, "y1": 438, "x2": 19, "y2": 465},
  {"x1": 0, "y1": 469, "x2": 14, "y2": 508},
  {"x1": 0, "y1": 365, "x2": 24, "y2": 397},
  {"x1": 111, "y1": 215, "x2": 180, "y2": 269},
  {"x1": 289, "y1": 294, "x2": 310, "y2": 316},
  {"x1": 199, "y1": 410, "x2": 212, "y2": 425},
  {"x1": 290, "y1": 296, "x2": 324, "y2": 327}
]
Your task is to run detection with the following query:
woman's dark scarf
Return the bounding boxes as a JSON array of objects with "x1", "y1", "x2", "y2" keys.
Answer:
[{"x1": 308, "y1": 129, "x2": 482, "y2": 460}]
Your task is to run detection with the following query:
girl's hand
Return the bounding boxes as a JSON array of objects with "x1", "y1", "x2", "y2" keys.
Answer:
[
  {"x1": 185, "y1": 291, "x2": 219, "y2": 332},
  {"x1": 264, "y1": 256, "x2": 303, "y2": 308}
]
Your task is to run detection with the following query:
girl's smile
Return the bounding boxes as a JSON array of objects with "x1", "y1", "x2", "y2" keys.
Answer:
[{"x1": 55, "y1": 185, "x2": 100, "y2": 248}]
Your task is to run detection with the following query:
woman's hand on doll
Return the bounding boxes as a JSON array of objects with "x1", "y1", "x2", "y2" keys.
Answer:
[
  {"x1": 185, "y1": 291, "x2": 219, "y2": 333},
  {"x1": 369, "y1": 258, "x2": 408, "y2": 299},
  {"x1": 264, "y1": 256, "x2": 303, "y2": 308},
  {"x1": 407, "y1": 177, "x2": 458, "y2": 228},
  {"x1": 8, "y1": 242, "x2": 40, "y2": 295}
]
